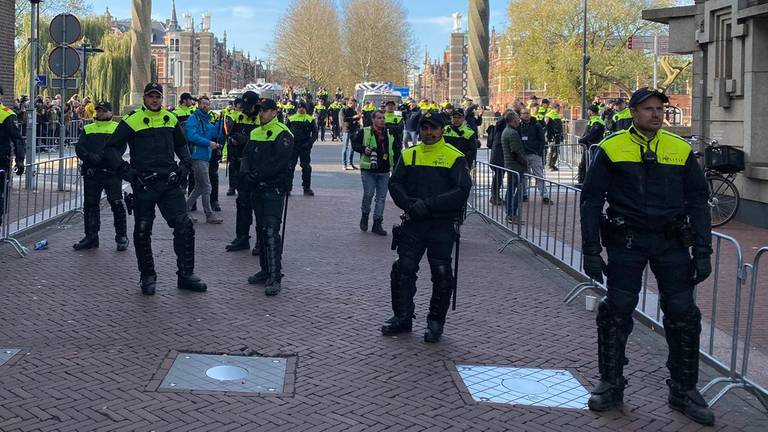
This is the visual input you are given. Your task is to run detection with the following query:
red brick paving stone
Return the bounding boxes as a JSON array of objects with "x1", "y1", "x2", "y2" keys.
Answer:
[{"x1": 0, "y1": 148, "x2": 767, "y2": 432}]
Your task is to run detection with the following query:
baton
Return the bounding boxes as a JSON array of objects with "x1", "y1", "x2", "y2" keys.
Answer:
[
  {"x1": 280, "y1": 190, "x2": 289, "y2": 249},
  {"x1": 452, "y1": 221, "x2": 461, "y2": 311}
]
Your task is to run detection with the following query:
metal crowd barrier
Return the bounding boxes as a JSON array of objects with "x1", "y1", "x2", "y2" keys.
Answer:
[
  {"x1": 0, "y1": 156, "x2": 84, "y2": 256},
  {"x1": 467, "y1": 159, "x2": 768, "y2": 409}
]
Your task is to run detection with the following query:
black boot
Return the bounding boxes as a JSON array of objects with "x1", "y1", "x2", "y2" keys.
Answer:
[
  {"x1": 225, "y1": 236, "x2": 250, "y2": 251},
  {"x1": 111, "y1": 199, "x2": 129, "y2": 251},
  {"x1": 226, "y1": 188, "x2": 236, "y2": 196},
  {"x1": 371, "y1": 219, "x2": 387, "y2": 236},
  {"x1": 134, "y1": 218, "x2": 156, "y2": 293},
  {"x1": 664, "y1": 308, "x2": 715, "y2": 426},
  {"x1": 303, "y1": 188, "x2": 314, "y2": 196},
  {"x1": 588, "y1": 300, "x2": 632, "y2": 412},
  {"x1": 424, "y1": 320, "x2": 444, "y2": 343},
  {"x1": 211, "y1": 202, "x2": 222, "y2": 212},
  {"x1": 381, "y1": 261, "x2": 416, "y2": 336},
  {"x1": 174, "y1": 215, "x2": 207, "y2": 293},
  {"x1": 140, "y1": 273, "x2": 157, "y2": 296},
  {"x1": 424, "y1": 264, "x2": 453, "y2": 343},
  {"x1": 249, "y1": 232, "x2": 268, "y2": 285},
  {"x1": 263, "y1": 226, "x2": 283, "y2": 296},
  {"x1": 73, "y1": 207, "x2": 100, "y2": 250},
  {"x1": 359, "y1": 213, "x2": 369, "y2": 232}
]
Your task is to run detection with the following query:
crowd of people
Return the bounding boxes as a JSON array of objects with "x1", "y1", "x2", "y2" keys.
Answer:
[{"x1": 0, "y1": 80, "x2": 717, "y2": 426}]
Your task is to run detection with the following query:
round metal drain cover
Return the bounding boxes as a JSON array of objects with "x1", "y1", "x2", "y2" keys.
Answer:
[
  {"x1": 206, "y1": 365, "x2": 248, "y2": 381},
  {"x1": 502, "y1": 378, "x2": 548, "y2": 395}
]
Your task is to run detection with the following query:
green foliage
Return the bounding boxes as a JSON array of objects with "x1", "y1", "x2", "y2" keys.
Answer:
[
  {"x1": 501, "y1": 0, "x2": 675, "y2": 105},
  {"x1": 15, "y1": 14, "x2": 131, "y2": 114}
]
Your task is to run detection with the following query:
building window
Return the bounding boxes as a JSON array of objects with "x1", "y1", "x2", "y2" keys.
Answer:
[{"x1": 714, "y1": 12, "x2": 733, "y2": 80}]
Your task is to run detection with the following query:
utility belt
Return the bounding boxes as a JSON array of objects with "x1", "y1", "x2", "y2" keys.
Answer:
[
  {"x1": 82, "y1": 166, "x2": 117, "y2": 177},
  {"x1": 600, "y1": 214, "x2": 695, "y2": 250},
  {"x1": 391, "y1": 213, "x2": 460, "y2": 251}
]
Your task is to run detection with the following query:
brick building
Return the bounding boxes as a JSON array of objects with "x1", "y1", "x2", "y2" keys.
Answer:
[{"x1": 0, "y1": 0, "x2": 15, "y2": 101}]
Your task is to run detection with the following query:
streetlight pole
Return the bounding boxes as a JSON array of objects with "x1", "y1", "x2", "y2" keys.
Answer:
[
  {"x1": 581, "y1": 0, "x2": 588, "y2": 119},
  {"x1": 26, "y1": 0, "x2": 41, "y2": 189}
]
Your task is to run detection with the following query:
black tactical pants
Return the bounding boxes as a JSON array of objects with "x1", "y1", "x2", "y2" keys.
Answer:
[
  {"x1": 598, "y1": 231, "x2": 701, "y2": 388},
  {"x1": 289, "y1": 147, "x2": 312, "y2": 191},
  {"x1": 132, "y1": 180, "x2": 195, "y2": 278},
  {"x1": 0, "y1": 162, "x2": 9, "y2": 225},
  {"x1": 318, "y1": 121, "x2": 326, "y2": 141},
  {"x1": 83, "y1": 171, "x2": 126, "y2": 240},
  {"x1": 391, "y1": 219, "x2": 456, "y2": 323},
  {"x1": 209, "y1": 153, "x2": 221, "y2": 204},
  {"x1": 235, "y1": 181, "x2": 255, "y2": 240},
  {"x1": 251, "y1": 186, "x2": 285, "y2": 281}
]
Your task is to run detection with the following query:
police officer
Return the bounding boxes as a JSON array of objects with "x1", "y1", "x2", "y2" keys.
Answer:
[
  {"x1": 361, "y1": 101, "x2": 376, "y2": 127},
  {"x1": 226, "y1": 91, "x2": 261, "y2": 254},
  {"x1": 544, "y1": 103, "x2": 563, "y2": 171},
  {"x1": 610, "y1": 98, "x2": 632, "y2": 132},
  {"x1": 383, "y1": 100, "x2": 404, "y2": 151},
  {"x1": 580, "y1": 88, "x2": 714, "y2": 425},
  {"x1": 172, "y1": 92, "x2": 196, "y2": 124},
  {"x1": 0, "y1": 86, "x2": 25, "y2": 226},
  {"x1": 225, "y1": 97, "x2": 243, "y2": 196},
  {"x1": 383, "y1": 112, "x2": 472, "y2": 343},
  {"x1": 287, "y1": 102, "x2": 318, "y2": 196},
  {"x1": 443, "y1": 108, "x2": 477, "y2": 167},
  {"x1": 243, "y1": 98, "x2": 294, "y2": 296},
  {"x1": 73, "y1": 101, "x2": 128, "y2": 251},
  {"x1": 314, "y1": 100, "x2": 328, "y2": 142},
  {"x1": 104, "y1": 83, "x2": 207, "y2": 296},
  {"x1": 328, "y1": 99, "x2": 343, "y2": 142},
  {"x1": 577, "y1": 105, "x2": 606, "y2": 185}
]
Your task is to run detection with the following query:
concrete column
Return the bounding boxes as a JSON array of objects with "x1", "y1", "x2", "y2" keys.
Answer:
[
  {"x1": 130, "y1": 0, "x2": 152, "y2": 107},
  {"x1": 467, "y1": 0, "x2": 489, "y2": 106}
]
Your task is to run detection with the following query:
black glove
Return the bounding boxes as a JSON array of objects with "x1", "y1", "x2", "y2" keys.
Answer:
[
  {"x1": 689, "y1": 254, "x2": 712, "y2": 284},
  {"x1": 583, "y1": 254, "x2": 607, "y2": 284},
  {"x1": 408, "y1": 199, "x2": 430, "y2": 220},
  {"x1": 119, "y1": 163, "x2": 139, "y2": 183},
  {"x1": 14, "y1": 162, "x2": 24, "y2": 176}
]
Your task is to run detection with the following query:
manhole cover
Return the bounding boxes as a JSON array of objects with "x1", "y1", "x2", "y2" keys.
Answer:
[
  {"x1": 206, "y1": 365, "x2": 249, "y2": 381},
  {"x1": 455, "y1": 365, "x2": 589, "y2": 409},
  {"x1": 502, "y1": 377, "x2": 549, "y2": 394},
  {"x1": 0, "y1": 349, "x2": 19, "y2": 366},
  {"x1": 158, "y1": 353, "x2": 292, "y2": 394}
]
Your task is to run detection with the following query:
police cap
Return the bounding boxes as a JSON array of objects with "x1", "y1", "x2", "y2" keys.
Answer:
[
  {"x1": 628, "y1": 87, "x2": 669, "y2": 108},
  {"x1": 241, "y1": 91, "x2": 260, "y2": 111},
  {"x1": 143, "y1": 82, "x2": 163, "y2": 95},
  {"x1": 179, "y1": 92, "x2": 196, "y2": 102},
  {"x1": 95, "y1": 101, "x2": 112, "y2": 112},
  {"x1": 260, "y1": 98, "x2": 279, "y2": 111},
  {"x1": 418, "y1": 112, "x2": 444, "y2": 128},
  {"x1": 451, "y1": 108, "x2": 465, "y2": 117}
]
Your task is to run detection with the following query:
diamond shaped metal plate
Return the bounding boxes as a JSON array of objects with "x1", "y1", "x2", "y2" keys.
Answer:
[
  {"x1": 456, "y1": 365, "x2": 589, "y2": 409},
  {"x1": 159, "y1": 354, "x2": 288, "y2": 394},
  {"x1": 0, "y1": 349, "x2": 20, "y2": 366}
]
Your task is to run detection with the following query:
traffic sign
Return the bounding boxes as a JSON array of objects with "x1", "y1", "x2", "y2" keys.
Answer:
[
  {"x1": 48, "y1": 46, "x2": 81, "y2": 77},
  {"x1": 393, "y1": 86, "x2": 410, "y2": 97},
  {"x1": 49, "y1": 13, "x2": 82, "y2": 45},
  {"x1": 50, "y1": 78, "x2": 79, "y2": 89},
  {"x1": 35, "y1": 75, "x2": 47, "y2": 87},
  {"x1": 627, "y1": 35, "x2": 669, "y2": 55}
]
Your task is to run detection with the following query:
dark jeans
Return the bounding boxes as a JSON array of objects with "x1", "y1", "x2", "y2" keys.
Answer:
[
  {"x1": 490, "y1": 167, "x2": 504, "y2": 201},
  {"x1": 342, "y1": 130, "x2": 357, "y2": 165},
  {"x1": 209, "y1": 156, "x2": 220, "y2": 203},
  {"x1": 361, "y1": 171, "x2": 389, "y2": 220},
  {"x1": 504, "y1": 171, "x2": 522, "y2": 217}
]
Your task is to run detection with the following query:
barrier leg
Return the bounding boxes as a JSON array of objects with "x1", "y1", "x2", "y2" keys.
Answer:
[
  {"x1": 1, "y1": 237, "x2": 30, "y2": 257},
  {"x1": 563, "y1": 280, "x2": 605, "y2": 305}
]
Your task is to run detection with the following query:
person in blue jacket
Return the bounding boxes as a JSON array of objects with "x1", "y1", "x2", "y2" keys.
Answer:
[{"x1": 185, "y1": 96, "x2": 224, "y2": 224}]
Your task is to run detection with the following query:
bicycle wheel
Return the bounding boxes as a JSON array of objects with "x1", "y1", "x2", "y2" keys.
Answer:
[{"x1": 706, "y1": 174, "x2": 740, "y2": 227}]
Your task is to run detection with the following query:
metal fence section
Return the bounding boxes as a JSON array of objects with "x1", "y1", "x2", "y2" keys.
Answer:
[
  {"x1": 467, "y1": 160, "x2": 768, "y2": 410},
  {"x1": 0, "y1": 156, "x2": 84, "y2": 256}
]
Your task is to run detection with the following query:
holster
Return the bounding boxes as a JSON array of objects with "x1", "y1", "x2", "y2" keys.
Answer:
[
  {"x1": 600, "y1": 215, "x2": 635, "y2": 249},
  {"x1": 391, "y1": 224, "x2": 401, "y2": 251},
  {"x1": 665, "y1": 215, "x2": 695, "y2": 248}
]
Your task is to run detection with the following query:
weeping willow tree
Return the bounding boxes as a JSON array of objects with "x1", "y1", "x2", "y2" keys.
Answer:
[
  {"x1": 15, "y1": 15, "x2": 133, "y2": 114},
  {"x1": 85, "y1": 32, "x2": 132, "y2": 114}
]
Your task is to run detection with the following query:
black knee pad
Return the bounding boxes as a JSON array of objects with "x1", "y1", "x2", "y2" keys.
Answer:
[
  {"x1": 661, "y1": 291, "x2": 698, "y2": 322},
  {"x1": 429, "y1": 262, "x2": 453, "y2": 286},
  {"x1": 597, "y1": 298, "x2": 633, "y2": 334},
  {"x1": 134, "y1": 219, "x2": 153, "y2": 242},
  {"x1": 174, "y1": 214, "x2": 195, "y2": 237},
  {"x1": 395, "y1": 257, "x2": 418, "y2": 277},
  {"x1": 109, "y1": 199, "x2": 126, "y2": 212}
]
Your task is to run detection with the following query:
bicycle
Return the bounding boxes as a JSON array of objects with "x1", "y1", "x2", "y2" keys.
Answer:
[{"x1": 688, "y1": 136, "x2": 744, "y2": 227}]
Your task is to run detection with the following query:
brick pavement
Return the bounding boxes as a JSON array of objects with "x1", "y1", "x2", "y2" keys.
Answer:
[{"x1": 0, "y1": 142, "x2": 766, "y2": 431}]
